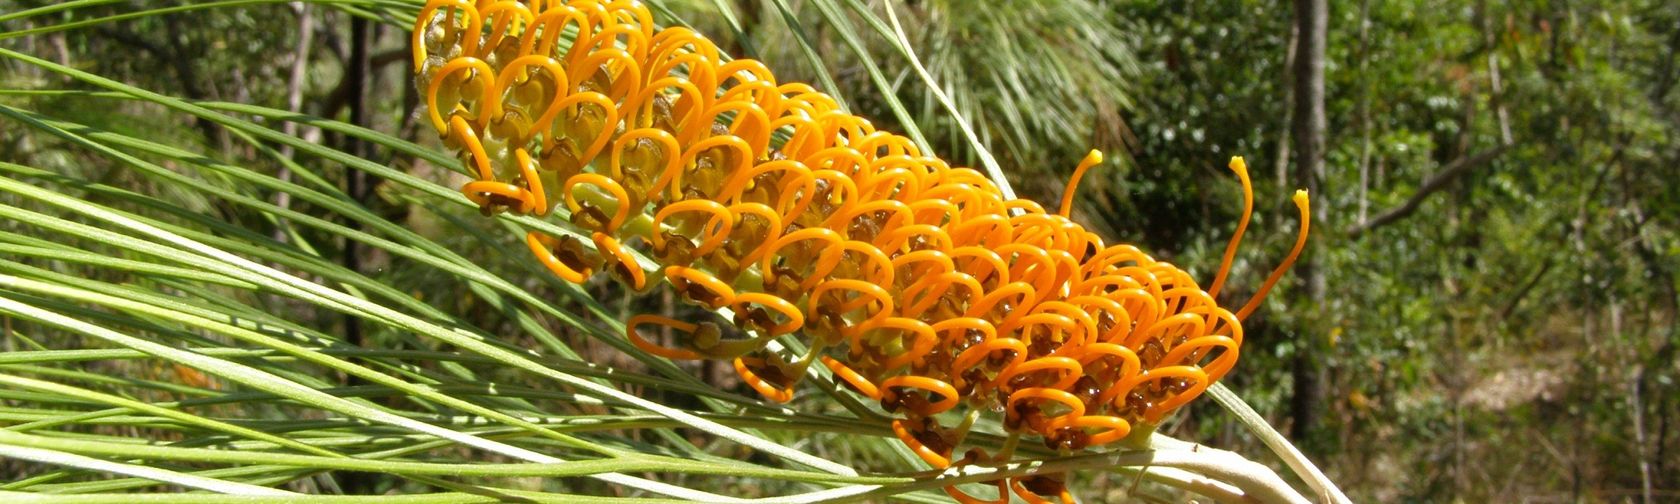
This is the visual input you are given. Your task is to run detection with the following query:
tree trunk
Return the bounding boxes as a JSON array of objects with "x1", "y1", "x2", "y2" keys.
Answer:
[
  {"x1": 275, "y1": 2, "x2": 315, "y2": 242},
  {"x1": 343, "y1": 14, "x2": 375, "y2": 351},
  {"x1": 1273, "y1": 18, "x2": 1299, "y2": 192},
  {"x1": 1355, "y1": 0, "x2": 1371, "y2": 225},
  {"x1": 1288, "y1": 0, "x2": 1328, "y2": 446}
]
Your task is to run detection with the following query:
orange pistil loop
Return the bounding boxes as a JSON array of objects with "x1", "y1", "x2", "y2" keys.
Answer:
[
  {"x1": 462, "y1": 180, "x2": 533, "y2": 214},
  {"x1": 874, "y1": 317, "x2": 939, "y2": 371},
  {"x1": 892, "y1": 419, "x2": 951, "y2": 468},
  {"x1": 729, "y1": 203, "x2": 786, "y2": 266},
  {"x1": 571, "y1": 48, "x2": 643, "y2": 105},
  {"x1": 898, "y1": 271, "x2": 981, "y2": 319},
  {"x1": 760, "y1": 227, "x2": 844, "y2": 283},
  {"x1": 949, "y1": 246, "x2": 1010, "y2": 287},
  {"x1": 450, "y1": 116, "x2": 495, "y2": 181},
  {"x1": 1237, "y1": 190, "x2": 1311, "y2": 321},
  {"x1": 733, "y1": 356, "x2": 796, "y2": 403},
  {"x1": 551, "y1": 91, "x2": 620, "y2": 165},
  {"x1": 1057, "y1": 150, "x2": 1103, "y2": 218},
  {"x1": 592, "y1": 232, "x2": 646, "y2": 290},
  {"x1": 1085, "y1": 343, "x2": 1144, "y2": 406},
  {"x1": 1007, "y1": 387, "x2": 1085, "y2": 432},
  {"x1": 881, "y1": 376, "x2": 960, "y2": 415},
  {"x1": 652, "y1": 199, "x2": 733, "y2": 254},
  {"x1": 966, "y1": 281, "x2": 1035, "y2": 329},
  {"x1": 679, "y1": 135, "x2": 754, "y2": 189},
  {"x1": 998, "y1": 313, "x2": 1078, "y2": 351},
  {"x1": 810, "y1": 279, "x2": 894, "y2": 332},
  {"x1": 809, "y1": 240, "x2": 895, "y2": 289},
  {"x1": 890, "y1": 249, "x2": 956, "y2": 283},
  {"x1": 477, "y1": 1, "x2": 534, "y2": 61},
  {"x1": 944, "y1": 481, "x2": 1011, "y2": 504},
  {"x1": 934, "y1": 318, "x2": 997, "y2": 349},
  {"x1": 1208, "y1": 156, "x2": 1253, "y2": 299},
  {"x1": 629, "y1": 76, "x2": 705, "y2": 131},
  {"x1": 729, "y1": 292, "x2": 804, "y2": 337},
  {"x1": 626, "y1": 314, "x2": 705, "y2": 360},
  {"x1": 428, "y1": 57, "x2": 496, "y2": 133},
  {"x1": 717, "y1": 159, "x2": 811, "y2": 205},
  {"x1": 606, "y1": 128, "x2": 681, "y2": 199},
  {"x1": 821, "y1": 356, "x2": 880, "y2": 399},
  {"x1": 525, "y1": 231, "x2": 590, "y2": 284},
  {"x1": 493, "y1": 54, "x2": 570, "y2": 124},
  {"x1": 412, "y1": 0, "x2": 481, "y2": 71},
  {"x1": 1138, "y1": 366, "x2": 1212, "y2": 421},
  {"x1": 1074, "y1": 415, "x2": 1133, "y2": 446},
  {"x1": 562, "y1": 173, "x2": 633, "y2": 233},
  {"x1": 664, "y1": 266, "x2": 736, "y2": 310},
  {"x1": 993, "y1": 357, "x2": 1083, "y2": 395},
  {"x1": 700, "y1": 100, "x2": 773, "y2": 154},
  {"x1": 953, "y1": 338, "x2": 1029, "y2": 379},
  {"x1": 513, "y1": 148, "x2": 547, "y2": 215},
  {"x1": 1162, "y1": 334, "x2": 1240, "y2": 383},
  {"x1": 1009, "y1": 477, "x2": 1075, "y2": 504},
  {"x1": 525, "y1": 6, "x2": 589, "y2": 58},
  {"x1": 1028, "y1": 301, "x2": 1100, "y2": 350}
]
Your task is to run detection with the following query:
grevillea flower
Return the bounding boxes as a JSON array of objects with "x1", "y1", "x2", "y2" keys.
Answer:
[{"x1": 412, "y1": 1, "x2": 1309, "y2": 501}]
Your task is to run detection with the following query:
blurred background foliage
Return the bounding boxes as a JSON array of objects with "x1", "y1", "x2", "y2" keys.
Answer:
[{"x1": 1, "y1": 0, "x2": 1677, "y2": 502}]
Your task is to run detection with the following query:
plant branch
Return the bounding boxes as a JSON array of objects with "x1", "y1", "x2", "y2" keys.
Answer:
[{"x1": 1346, "y1": 144, "x2": 1513, "y2": 238}]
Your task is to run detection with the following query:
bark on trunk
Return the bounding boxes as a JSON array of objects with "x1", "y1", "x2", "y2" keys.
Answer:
[
  {"x1": 1288, "y1": 0, "x2": 1328, "y2": 446},
  {"x1": 344, "y1": 14, "x2": 373, "y2": 350}
]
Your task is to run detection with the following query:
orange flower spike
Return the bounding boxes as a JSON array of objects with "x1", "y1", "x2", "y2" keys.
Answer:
[{"x1": 412, "y1": 3, "x2": 1320, "y2": 495}]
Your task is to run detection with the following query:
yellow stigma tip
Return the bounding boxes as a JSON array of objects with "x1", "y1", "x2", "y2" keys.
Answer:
[
  {"x1": 1084, "y1": 149, "x2": 1104, "y2": 165},
  {"x1": 1228, "y1": 156, "x2": 1247, "y2": 174}
]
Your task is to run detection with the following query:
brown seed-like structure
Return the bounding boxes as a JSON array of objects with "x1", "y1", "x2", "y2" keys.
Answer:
[{"x1": 412, "y1": 1, "x2": 1310, "y2": 502}]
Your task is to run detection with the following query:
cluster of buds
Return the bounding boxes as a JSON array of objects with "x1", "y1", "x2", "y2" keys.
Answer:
[{"x1": 413, "y1": 1, "x2": 1309, "y2": 502}]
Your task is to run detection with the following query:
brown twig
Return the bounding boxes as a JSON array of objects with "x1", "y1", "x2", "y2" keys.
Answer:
[{"x1": 1345, "y1": 144, "x2": 1514, "y2": 238}]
